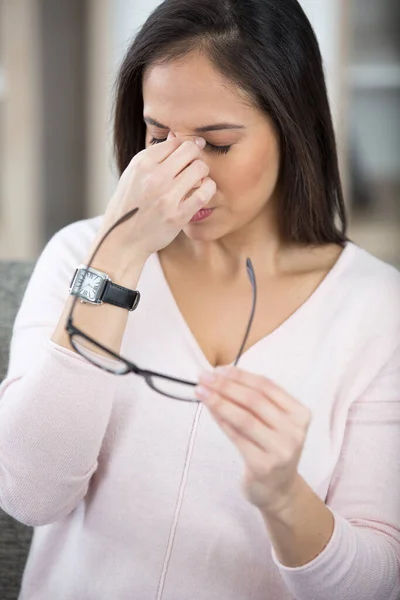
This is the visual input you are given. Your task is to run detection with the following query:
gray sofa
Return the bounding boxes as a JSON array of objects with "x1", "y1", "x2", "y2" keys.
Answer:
[{"x1": 0, "y1": 261, "x2": 36, "y2": 600}]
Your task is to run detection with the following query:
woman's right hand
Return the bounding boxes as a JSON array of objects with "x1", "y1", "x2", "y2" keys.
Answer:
[{"x1": 95, "y1": 132, "x2": 216, "y2": 265}]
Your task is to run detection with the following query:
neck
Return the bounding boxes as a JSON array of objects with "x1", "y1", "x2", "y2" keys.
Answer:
[{"x1": 170, "y1": 210, "x2": 297, "y2": 279}]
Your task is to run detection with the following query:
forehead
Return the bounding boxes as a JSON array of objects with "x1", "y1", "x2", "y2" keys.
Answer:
[{"x1": 142, "y1": 53, "x2": 253, "y2": 128}]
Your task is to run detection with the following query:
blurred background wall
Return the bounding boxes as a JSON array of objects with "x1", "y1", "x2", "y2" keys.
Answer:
[{"x1": 0, "y1": 0, "x2": 399, "y2": 267}]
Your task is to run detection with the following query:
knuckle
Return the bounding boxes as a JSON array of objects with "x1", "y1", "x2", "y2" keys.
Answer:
[
  {"x1": 137, "y1": 148, "x2": 148, "y2": 159},
  {"x1": 142, "y1": 171, "x2": 160, "y2": 193},
  {"x1": 193, "y1": 159, "x2": 209, "y2": 175},
  {"x1": 158, "y1": 195, "x2": 172, "y2": 213},
  {"x1": 211, "y1": 395, "x2": 223, "y2": 412},
  {"x1": 250, "y1": 393, "x2": 264, "y2": 414},
  {"x1": 164, "y1": 214, "x2": 180, "y2": 226},
  {"x1": 195, "y1": 184, "x2": 212, "y2": 203},
  {"x1": 193, "y1": 188, "x2": 207, "y2": 204},
  {"x1": 282, "y1": 442, "x2": 295, "y2": 460},
  {"x1": 300, "y1": 408, "x2": 312, "y2": 427},
  {"x1": 131, "y1": 149, "x2": 145, "y2": 166},
  {"x1": 136, "y1": 152, "x2": 151, "y2": 170},
  {"x1": 290, "y1": 427, "x2": 305, "y2": 445},
  {"x1": 239, "y1": 412, "x2": 256, "y2": 433},
  {"x1": 216, "y1": 376, "x2": 229, "y2": 394},
  {"x1": 204, "y1": 177, "x2": 217, "y2": 193},
  {"x1": 118, "y1": 169, "x2": 130, "y2": 185}
]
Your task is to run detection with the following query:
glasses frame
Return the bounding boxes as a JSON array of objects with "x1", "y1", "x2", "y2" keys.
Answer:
[{"x1": 65, "y1": 208, "x2": 257, "y2": 402}]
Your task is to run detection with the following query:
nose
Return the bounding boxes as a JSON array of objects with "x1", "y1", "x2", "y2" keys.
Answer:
[{"x1": 168, "y1": 131, "x2": 204, "y2": 146}]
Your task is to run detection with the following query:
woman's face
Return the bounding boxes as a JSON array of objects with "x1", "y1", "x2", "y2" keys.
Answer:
[{"x1": 143, "y1": 52, "x2": 281, "y2": 243}]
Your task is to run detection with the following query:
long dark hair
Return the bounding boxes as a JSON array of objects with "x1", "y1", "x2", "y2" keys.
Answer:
[{"x1": 113, "y1": 0, "x2": 348, "y2": 246}]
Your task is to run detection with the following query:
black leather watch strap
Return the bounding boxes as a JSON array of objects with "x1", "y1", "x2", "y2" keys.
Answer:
[{"x1": 101, "y1": 280, "x2": 141, "y2": 311}]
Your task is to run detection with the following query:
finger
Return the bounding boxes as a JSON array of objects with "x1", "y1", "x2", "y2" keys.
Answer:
[
  {"x1": 199, "y1": 374, "x2": 291, "y2": 433},
  {"x1": 171, "y1": 159, "x2": 210, "y2": 202},
  {"x1": 216, "y1": 418, "x2": 278, "y2": 478},
  {"x1": 183, "y1": 180, "x2": 203, "y2": 201},
  {"x1": 219, "y1": 367, "x2": 311, "y2": 426},
  {"x1": 144, "y1": 133, "x2": 186, "y2": 163},
  {"x1": 205, "y1": 393, "x2": 288, "y2": 454},
  {"x1": 179, "y1": 177, "x2": 217, "y2": 221},
  {"x1": 161, "y1": 137, "x2": 207, "y2": 178}
]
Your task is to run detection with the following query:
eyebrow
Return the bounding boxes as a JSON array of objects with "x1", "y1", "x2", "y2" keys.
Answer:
[{"x1": 143, "y1": 116, "x2": 245, "y2": 133}]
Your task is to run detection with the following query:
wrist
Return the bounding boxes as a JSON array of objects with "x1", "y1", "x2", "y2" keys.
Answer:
[
  {"x1": 92, "y1": 221, "x2": 151, "y2": 265},
  {"x1": 260, "y1": 475, "x2": 305, "y2": 526},
  {"x1": 84, "y1": 246, "x2": 148, "y2": 290}
]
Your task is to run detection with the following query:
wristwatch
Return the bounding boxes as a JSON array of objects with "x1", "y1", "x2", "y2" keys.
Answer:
[{"x1": 69, "y1": 265, "x2": 141, "y2": 311}]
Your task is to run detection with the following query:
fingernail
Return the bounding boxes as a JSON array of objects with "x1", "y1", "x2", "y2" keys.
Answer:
[
  {"x1": 199, "y1": 371, "x2": 217, "y2": 384},
  {"x1": 195, "y1": 136, "x2": 206, "y2": 149},
  {"x1": 194, "y1": 385, "x2": 211, "y2": 400},
  {"x1": 215, "y1": 366, "x2": 232, "y2": 377}
]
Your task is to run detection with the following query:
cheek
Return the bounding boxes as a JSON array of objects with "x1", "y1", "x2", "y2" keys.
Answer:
[{"x1": 214, "y1": 141, "x2": 280, "y2": 202}]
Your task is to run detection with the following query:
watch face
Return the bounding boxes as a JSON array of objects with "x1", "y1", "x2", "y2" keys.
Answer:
[{"x1": 75, "y1": 269, "x2": 103, "y2": 302}]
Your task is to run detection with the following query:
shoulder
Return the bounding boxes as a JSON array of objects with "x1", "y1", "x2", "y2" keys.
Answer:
[
  {"x1": 44, "y1": 215, "x2": 104, "y2": 263},
  {"x1": 343, "y1": 242, "x2": 400, "y2": 318},
  {"x1": 30, "y1": 215, "x2": 104, "y2": 283},
  {"x1": 21, "y1": 215, "x2": 105, "y2": 309},
  {"x1": 346, "y1": 241, "x2": 400, "y2": 284},
  {"x1": 334, "y1": 242, "x2": 400, "y2": 363},
  {"x1": 316, "y1": 243, "x2": 400, "y2": 403}
]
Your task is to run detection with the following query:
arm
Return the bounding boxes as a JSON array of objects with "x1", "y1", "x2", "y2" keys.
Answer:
[
  {"x1": 260, "y1": 473, "x2": 334, "y2": 567},
  {"x1": 0, "y1": 223, "x2": 144, "y2": 526},
  {"x1": 0, "y1": 134, "x2": 215, "y2": 528},
  {"x1": 267, "y1": 345, "x2": 400, "y2": 600}
]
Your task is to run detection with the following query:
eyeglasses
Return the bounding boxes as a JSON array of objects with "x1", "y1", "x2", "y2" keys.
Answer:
[{"x1": 65, "y1": 208, "x2": 257, "y2": 402}]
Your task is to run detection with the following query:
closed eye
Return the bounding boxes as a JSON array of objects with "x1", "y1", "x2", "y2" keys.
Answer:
[{"x1": 149, "y1": 137, "x2": 232, "y2": 155}]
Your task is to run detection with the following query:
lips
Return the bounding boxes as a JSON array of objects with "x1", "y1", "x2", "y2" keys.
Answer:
[{"x1": 189, "y1": 208, "x2": 215, "y2": 223}]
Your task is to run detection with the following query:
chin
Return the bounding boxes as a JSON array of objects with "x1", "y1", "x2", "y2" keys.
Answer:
[{"x1": 182, "y1": 222, "x2": 227, "y2": 242}]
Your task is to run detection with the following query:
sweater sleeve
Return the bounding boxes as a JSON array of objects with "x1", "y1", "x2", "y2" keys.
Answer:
[
  {"x1": 0, "y1": 220, "x2": 118, "y2": 527},
  {"x1": 270, "y1": 342, "x2": 400, "y2": 600}
]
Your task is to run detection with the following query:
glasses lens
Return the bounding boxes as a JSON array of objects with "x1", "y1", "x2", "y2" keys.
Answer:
[
  {"x1": 71, "y1": 334, "x2": 129, "y2": 375},
  {"x1": 148, "y1": 375, "x2": 198, "y2": 402}
]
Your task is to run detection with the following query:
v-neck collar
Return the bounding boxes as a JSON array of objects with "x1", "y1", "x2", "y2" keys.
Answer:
[{"x1": 151, "y1": 242, "x2": 356, "y2": 370}]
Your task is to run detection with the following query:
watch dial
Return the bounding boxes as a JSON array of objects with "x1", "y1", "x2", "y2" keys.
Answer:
[{"x1": 76, "y1": 271, "x2": 102, "y2": 301}]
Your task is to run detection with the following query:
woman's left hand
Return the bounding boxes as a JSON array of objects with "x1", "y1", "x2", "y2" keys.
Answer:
[{"x1": 195, "y1": 366, "x2": 312, "y2": 518}]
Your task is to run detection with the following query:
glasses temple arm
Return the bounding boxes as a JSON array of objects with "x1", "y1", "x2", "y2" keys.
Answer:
[
  {"x1": 233, "y1": 258, "x2": 257, "y2": 367},
  {"x1": 87, "y1": 207, "x2": 140, "y2": 265}
]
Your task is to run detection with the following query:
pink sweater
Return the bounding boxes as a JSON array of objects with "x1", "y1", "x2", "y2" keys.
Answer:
[{"x1": 0, "y1": 216, "x2": 399, "y2": 600}]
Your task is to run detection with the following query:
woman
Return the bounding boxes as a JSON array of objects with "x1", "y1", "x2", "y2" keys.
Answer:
[{"x1": 1, "y1": 0, "x2": 399, "y2": 598}]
